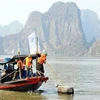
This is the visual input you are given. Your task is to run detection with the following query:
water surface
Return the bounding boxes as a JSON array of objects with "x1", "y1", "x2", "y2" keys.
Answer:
[{"x1": 0, "y1": 56, "x2": 100, "y2": 100}]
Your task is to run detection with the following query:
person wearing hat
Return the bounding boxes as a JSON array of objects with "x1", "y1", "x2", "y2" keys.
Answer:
[{"x1": 36, "y1": 52, "x2": 47, "y2": 77}]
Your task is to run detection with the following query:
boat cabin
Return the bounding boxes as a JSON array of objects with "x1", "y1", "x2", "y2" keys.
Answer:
[{"x1": 0, "y1": 54, "x2": 40, "y2": 83}]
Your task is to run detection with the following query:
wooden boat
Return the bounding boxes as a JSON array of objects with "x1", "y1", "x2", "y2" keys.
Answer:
[{"x1": 0, "y1": 54, "x2": 49, "y2": 92}]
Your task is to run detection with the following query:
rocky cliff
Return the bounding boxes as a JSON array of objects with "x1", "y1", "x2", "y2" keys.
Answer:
[
  {"x1": 86, "y1": 40, "x2": 100, "y2": 56},
  {"x1": 0, "y1": 2, "x2": 89, "y2": 56}
]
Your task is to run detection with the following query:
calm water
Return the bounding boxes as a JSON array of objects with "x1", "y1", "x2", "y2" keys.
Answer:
[{"x1": 0, "y1": 56, "x2": 100, "y2": 100}]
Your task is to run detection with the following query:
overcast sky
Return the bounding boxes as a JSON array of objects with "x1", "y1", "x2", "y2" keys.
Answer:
[{"x1": 0, "y1": 0, "x2": 100, "y2": 26}]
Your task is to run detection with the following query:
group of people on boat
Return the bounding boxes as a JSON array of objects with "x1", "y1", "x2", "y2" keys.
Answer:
[{"x1": 0, "y1": 52, "x2": 47, "y2": 83}]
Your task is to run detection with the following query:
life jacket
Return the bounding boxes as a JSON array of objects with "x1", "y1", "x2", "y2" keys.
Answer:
[
  {"x1": 25, "y1": 57, "x2": 32, "y2": 67},
  {"x1": 17, "y1": 60, "x2": 24, "y2": 69},
  {"x1": 37, "y1": 54, "x2": 46, "y2": 64}
]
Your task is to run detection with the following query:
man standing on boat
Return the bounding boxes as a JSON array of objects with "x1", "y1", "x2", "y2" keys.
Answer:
[
  {"x1": 24, "y1": 55, "x2": 33, "y2": 77},
  {"x1": 36, "y1": 52, "x2": 47, "y2": 77}
]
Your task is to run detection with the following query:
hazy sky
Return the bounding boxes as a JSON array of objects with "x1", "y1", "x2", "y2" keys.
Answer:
[{"x1": 0, "y1": 0, "x2": 100, "y2": 26}]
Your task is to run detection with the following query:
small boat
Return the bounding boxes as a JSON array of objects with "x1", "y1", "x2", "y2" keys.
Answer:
[{"x1": 0, "y1": 54, "x2": 49, "y2": 92}]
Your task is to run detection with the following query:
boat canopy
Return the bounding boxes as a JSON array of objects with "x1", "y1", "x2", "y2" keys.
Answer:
[{"x1": 0, "y1": 53, "x2": 40, "y2": 65}]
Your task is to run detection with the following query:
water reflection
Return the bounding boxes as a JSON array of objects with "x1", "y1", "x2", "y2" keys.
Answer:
[
  {"x1": 0, "y1": 90, "x2": 74, "y2": 100},
  {"x1": 58, "y1": 93, "x2": 74, "y2": 100},
  {"x1": 0, "y1": 90, "x2": 47, "y2": 100}
]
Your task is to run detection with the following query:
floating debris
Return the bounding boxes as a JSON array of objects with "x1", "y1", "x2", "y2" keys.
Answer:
[{"x1": 56, "y1": 85, "x2": 74, "y2": 94}]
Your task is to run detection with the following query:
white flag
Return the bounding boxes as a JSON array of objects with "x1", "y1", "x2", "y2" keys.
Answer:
[{"x1": 28, "y1": 31, "x2": 37, "y2": 54}]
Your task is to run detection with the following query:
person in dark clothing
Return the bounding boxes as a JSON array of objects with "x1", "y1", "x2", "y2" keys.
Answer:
[{"x1": 36, "y1": 52, "x2": 47, "y2": 77}]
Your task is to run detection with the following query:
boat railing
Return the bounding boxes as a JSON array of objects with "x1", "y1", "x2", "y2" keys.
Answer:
[{"x1": 0, "y1": 70, "x2": 16, "y2": 83}]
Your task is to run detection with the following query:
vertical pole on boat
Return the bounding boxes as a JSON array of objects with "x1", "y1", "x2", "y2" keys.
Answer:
[
  {"x1": 18, "y1": 47, "x2": 20, "y2": 60},
  {"x1": 18, "y1": 48, "x2": 20, "y2": 55},
  {"x1": 37, "y1": 37, "x2": 38, "y2": 52},
  {"x1": 36, "y1": 37, "x2": 38, "y2": 67},
  {"x1": 18, "y1": 41, "x2": 20, "y2": 55}
]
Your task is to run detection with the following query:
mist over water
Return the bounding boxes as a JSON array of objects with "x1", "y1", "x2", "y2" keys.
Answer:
[{"x1": 0, "y1": 56, "x2": 100, "y2": 100}]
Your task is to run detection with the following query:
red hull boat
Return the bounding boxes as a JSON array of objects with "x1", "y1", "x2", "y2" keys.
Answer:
[
  {"x1": 0, "y1": 77, "x2": 48, "y2": 91},
  {"x1": 0, "y1": 54, "x2": 49, "y2": 92}
]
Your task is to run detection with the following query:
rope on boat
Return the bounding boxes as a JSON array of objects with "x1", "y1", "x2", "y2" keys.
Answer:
[{"x1": 46, "y1": 62, "x2": 65, "y2": 85}]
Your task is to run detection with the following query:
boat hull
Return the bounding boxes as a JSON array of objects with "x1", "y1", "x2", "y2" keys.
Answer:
[{"x1": 0, "y1": 77, "x2": 48, "y2": 92}]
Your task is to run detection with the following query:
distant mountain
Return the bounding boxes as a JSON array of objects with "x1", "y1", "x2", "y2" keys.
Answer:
[
  {"x1": 81, "y1": 9, "x2": 100, "y2": 43},
  {"x1": 80, "y1": 9, "x2": 100, "y2": 56},
  {"x1": 0, "y1": 2, "x2": 89, "y2": 56},
  {"x1": 0, "y1": 20, "x2": 23, "y2": 37}
]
